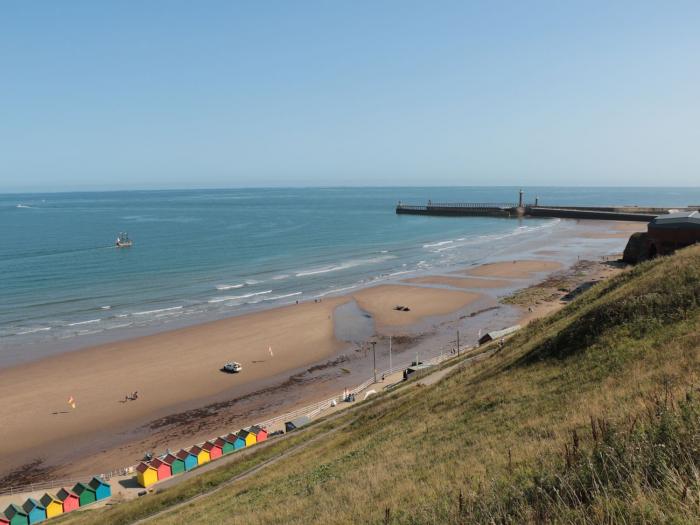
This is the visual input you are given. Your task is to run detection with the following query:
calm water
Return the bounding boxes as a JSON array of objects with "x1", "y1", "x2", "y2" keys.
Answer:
[{"x1": 1, "y1": 186, "x2": 698, "y2": 362}]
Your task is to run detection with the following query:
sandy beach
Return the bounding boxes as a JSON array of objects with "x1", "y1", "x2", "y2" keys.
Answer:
[{"x1": 0, "y1": 221, "x2": 638, "y2": 486}]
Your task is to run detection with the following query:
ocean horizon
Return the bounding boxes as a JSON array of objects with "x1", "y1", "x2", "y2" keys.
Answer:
[{"x1": 2, "y1": 186, "x2": 699, "y2": 365}]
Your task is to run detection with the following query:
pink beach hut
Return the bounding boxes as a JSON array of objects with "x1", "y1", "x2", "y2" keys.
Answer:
[
  {"x1": 150, "y1": 458, "x2": 172, "y2": 480},
  {"x1": 202, "y1": 441, "x2": 223, "y2": 460},
  {"x1": 56, "y1": 488, "x2": 79, "y2": 513},
  {"x1": 250, "y1": 425, "x2": 268, "y2": 443},
  {"x1": 0, "y1": 514, "x2": 9, "y2": 525}
]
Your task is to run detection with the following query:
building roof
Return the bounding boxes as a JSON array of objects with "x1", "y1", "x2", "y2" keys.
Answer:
[
  {"x1": 189, "y1": 445, "x2": 205, "y2": 454},
  {"x1": 4, "y1": 504, "x2": 26, "y2": 516},
  {"x1": 136, "y1": 462, "x2": 156, "y2": 473},
  {"x1": 39, "y1": 494, "x2": 61, "y2": 507},
  {"x1": 150, "y1": 458, "x2": 167, "y2": 468},
  {"x1": 214, "y1": 437, "x2": 229, "y2": 447},
  {"x1": 479, "y1": 324, "x2": 521, "y2": 343},
  {"x1": 176, "y1": 449, "x2": 194, "y2": 459},
  {"x1": 203, "y1": 441, "x2": 220, "y2": 451},
  {"x1": 73, "y1": 482, "x2": 94, "y2": 494},
  {"x1": 250, "y1": 425, "x2": 266, "y2": 434},
  {"x1": 651, "y1": 210, "x2": 700, "y2": 228},
  {"x1": 56, "y1": 488, "x2": 78, "y2": 500},
  {"x1": 89, "y1": 476, "x2": 109, "y2": 489},
  {"x1": 22, "y1": 498, "x2": 44, "y2": 512},
  {"x1": 238, "y1": 428, "x2": 252, "y2": 437},
  {"x1": 226, "y1": 433, "x2": 242, "y2": 442},
  {"x1": 286, "y1": 415, "x2": 310, "y2": 429},
  {"x1": 163, "y1": 453, "x2": 181, "y2": 465}
]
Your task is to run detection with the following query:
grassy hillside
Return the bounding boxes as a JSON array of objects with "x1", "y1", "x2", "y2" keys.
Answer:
[{"x1": 63, "y1": 246, "x2": 700, "y2": 524}]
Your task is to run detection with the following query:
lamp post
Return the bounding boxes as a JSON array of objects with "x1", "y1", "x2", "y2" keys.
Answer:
[
  {"x1": 457, "y1": 330, "x2": 460, "y2": 357},
  {"x1": 389, "y1": 335, "x2": 392, "y2": 372}
]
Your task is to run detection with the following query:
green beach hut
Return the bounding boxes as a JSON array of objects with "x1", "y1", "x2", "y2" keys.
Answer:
[
  {"x1": 3, "y1": 504, "x2": 28, "y2": 525},
  {"x1": 163, "y1": 453, "x2": 186, "y2": 475},
  {"x1": 72, "y1": 482, "x2": 96, "y2": 506},
  {"x1": 214, "y1": 436, "x2": 235, "y2": 455},
  {"x1": 21, "y1": 499, "x2": 45, "y2": 525}
]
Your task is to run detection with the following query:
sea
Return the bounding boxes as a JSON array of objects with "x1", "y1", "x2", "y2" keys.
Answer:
[{"x1": 2, "y1": 186, "x2": 699, "y2": 365}]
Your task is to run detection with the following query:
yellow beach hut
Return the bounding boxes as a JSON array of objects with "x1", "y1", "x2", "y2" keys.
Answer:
[
  {"x1": 39, "y1": 494, "x2": 63, "y2": 519},
  {"x1": 238, "y1": 428, "x2": 257, "y2": 447},
  {"x1": 189, "y1": 445, "x2": 211, "y2": 466},
  {"x1": 136, "y1": 462, "x2": 158, "y2": 488}
]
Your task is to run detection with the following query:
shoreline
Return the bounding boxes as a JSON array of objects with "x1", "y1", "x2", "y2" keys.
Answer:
[{"x1": 0, "y1": 219, "x2": 644, "y2": 485}]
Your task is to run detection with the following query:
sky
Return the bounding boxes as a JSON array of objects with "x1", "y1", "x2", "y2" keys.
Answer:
[{"x1": 1, "y1": 1, "x2": 699, "y2": 192}]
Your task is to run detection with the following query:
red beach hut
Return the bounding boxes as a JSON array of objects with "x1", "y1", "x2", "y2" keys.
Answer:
[
  {"x1": 150, "y1": 458, "x2": 172, "y2": 480},
  {"x1": 0, "y1": 514, "x2": 9, "y2": 525},
  {"x1": 56, "y1": 488, "x2": 79, "y2": 513},
  {"x1": 250, "y1": 425, "x2": 268, "y2": 443},
  {"x1": 202, "y1": 440, "x2": 223, "y2": 460}
]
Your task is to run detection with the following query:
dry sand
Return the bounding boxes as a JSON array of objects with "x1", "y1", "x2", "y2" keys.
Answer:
[
  {"x1": 403, "y1": 275, "x2": 514, "y2": 289},
  {"x1": 457, "y1": 260, "x2": 563, "y2": 279},
  {"x1": 0, "y1": 297, "x2": 347, "y2": 474},
  {"x1": 0, "y1": 283, "x2": 484, "y2": 479},
  {"x1": 352, "y1": 285, "x2": 481, "y2": 327}
]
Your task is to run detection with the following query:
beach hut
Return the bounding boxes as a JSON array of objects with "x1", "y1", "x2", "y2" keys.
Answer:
[
  {"x1": 135, "y1": 462, "x2": 158, "y2": 488},
  {"x1": 163, "y1": 453, "x2": 186, "y2": 475},
  {"x1": 238, "y1": 428, "x2": 257, "y2": 447},
  {"x1": 88, "y1": 477, "x2": 111, "y2": 501},
  {"x1": 21, "y1": 499, "x2": 45, "y2": 524},
  {"x1": 55, "y1": 489, "x2": 79, "y2": 513},
  {"x1": 38, "y1": 494, "x2": 62, "y2": 520},
  {"x1": 203, "y1": 440, "x2": 223, "y2": 460},
  {"x1": 225, "y1": 432, "x2": 246, "y2": 450},
  {"x1": 3, "y1": 505, "x2": 28, "y2": 525},
  {"x1": 285, "y1": 415, "x2": 310, "y2": 432},
  {"x1": 175, "y1": 449, "x2": 198, "y2": 471},
  {"x1": 151, "y1": 458, "x2": 172, "y2": 480},
  {"x1": 72, "y1": 482, "x2": 96, "y2": 507},
  {"x1": 214, "y1": 436, "x2": 235, "y2": 455},
  {"x1": 189, "y1": 445, "x2": 211, "y2": 465},
  {"x1": 250, "y1": 425, "x2": 268, "y2": 443},
  {"x1": 0, "y1": 514, "x2": 9, "y2": 525}
]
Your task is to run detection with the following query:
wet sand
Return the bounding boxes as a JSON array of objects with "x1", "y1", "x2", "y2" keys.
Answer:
[{"x1": 403, "y1": 276, "x2": 514, "y2": 289}]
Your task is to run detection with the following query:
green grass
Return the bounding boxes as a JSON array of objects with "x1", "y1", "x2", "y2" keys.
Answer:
[{"x1": 61, "y1": 246, "x2": 700, "y2": 524}]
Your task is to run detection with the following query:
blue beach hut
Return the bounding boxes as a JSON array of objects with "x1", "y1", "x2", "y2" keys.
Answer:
[
  {"x1": 22, "y1": 499, "x2": 45, "y2": 525},
  {"x1": 175, "y1": 449, "x2": 198, "y2": 471},
  {"x1": 88, "y1": 477, "x2": 111, "y2": 501},
  {"x1": 225, "y1": 432, "x2": 246, "y2": 450}
]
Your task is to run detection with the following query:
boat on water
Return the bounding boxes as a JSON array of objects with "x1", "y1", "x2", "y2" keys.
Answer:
[{"x1": 115, "y1": 232, "x2": 133, "y2": 248}]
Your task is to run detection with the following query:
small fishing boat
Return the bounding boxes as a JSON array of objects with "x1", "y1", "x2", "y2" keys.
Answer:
[{"x1": 116, "y1": 232, "x2": 133, "y2": 248}]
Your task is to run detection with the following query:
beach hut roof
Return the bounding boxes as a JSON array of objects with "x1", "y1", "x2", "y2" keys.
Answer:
[
  {"x1": 286, "y1": 415, "x2": 311, "y2": 430},
  {"x1": 214, "y1": 437, "x2": 229, "y2": 446},
  {"x1": 56, "y1": 488, "x2": 78, "y2": 501},
  {"x1": 176, "y1": 449, "x2": 195, "y2": 460},
  {"x1": 4, "y1": 504, "x2": 27, "y2": 517},
  {"x1": 203, "y1": 441, "x2": 220, "y2": 451},
  {"x1": 238, "y1": 428, "x2": 252, "y2": 437},
  {"x1": 151, "y1": 458, "x2": 166, "y2": 468},
  {"x1": 250, "y1": 425, "x2": 266, "y2": 434},
  {"x1": 88, "y1": 476, "x2": 109, "y2": 489},
  {"x1": 136, "y1": 462, "x2": 156, "y2": 473},
  {"x1": 225, "y1": 433, "x2": 239, "y2": 442},
  {"x1": 39, "y1": 494, "x2": 60, "y2": 507},
  {"x1": 73, "y1": 482, "x2": 94, "y2": 494},
  {"x1": 163, "y1": 453, "x2": 180, "y2": 464},
  {"x1": 22, "y1": 498, "x2": 45, "y2": 513},
  {"x1": 189, "y1": 445, "x2": 204, "y2": 454}
]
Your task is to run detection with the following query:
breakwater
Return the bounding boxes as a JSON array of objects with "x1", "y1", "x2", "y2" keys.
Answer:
[{"x1": 396, "y1": 200, "x2": 678, "y2": 222}]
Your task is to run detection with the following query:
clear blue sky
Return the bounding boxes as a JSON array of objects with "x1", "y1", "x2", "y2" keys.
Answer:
[{"x1": 1, "y1": 1, "x2": 698, "y2": 191}]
